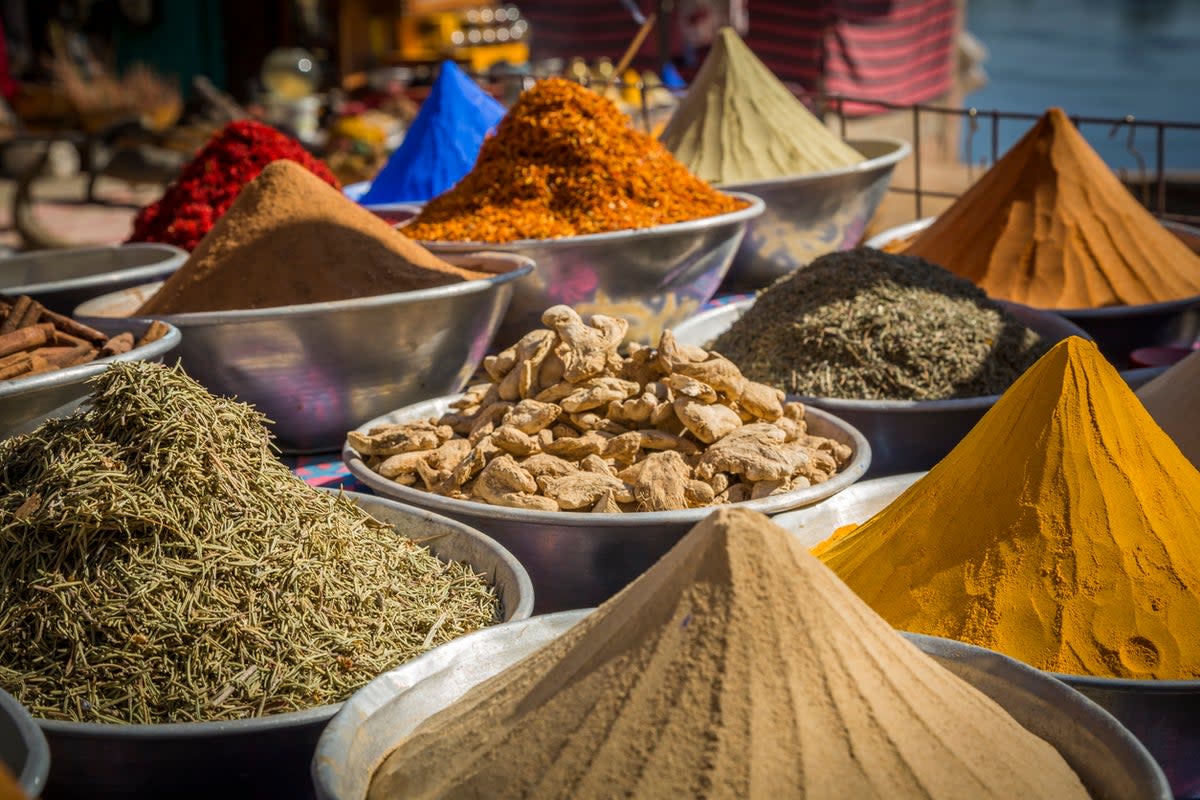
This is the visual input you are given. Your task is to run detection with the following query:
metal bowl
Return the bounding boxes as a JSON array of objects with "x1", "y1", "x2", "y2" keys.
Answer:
[
  {"x1": 866, "y1": 217, "x2": 1200, "y2": 367},
  {"x1": 779, "y1": 473, "x2": 1198, "y2": 799},
  {"x1": 35, "y1": 489, "x2": 533, "y2": 800},
  {"x1": 344, "y1": 394, "x2": 870, "y2": 613},
  {"x1": 313, "y1": 608, "x2": 1170, "y2": 800},
  {"x1": 343, "y1": 183, "x2": 422, "y2": 226},
  {"x1": 671, "y1": 297, "x2": 1096, "y2": 477},
  {"x1": 72, "y1": 253, "x2": 534, "y2": 454},
  {"x1": 717, "y1": 138, "x2": 911, "y2": 291},
  {"x1": 0, "y1": 688, "x2": 50, "y2": 798},
  {"x1": 0, "y1": 318, "x2": 181, "y2": 439},
  {"x1": 0, "y1": 243, "x2": 188, "y2": 316},
  {"x1": 404, "y1": 193, "x2": 766, "y2": 348}
]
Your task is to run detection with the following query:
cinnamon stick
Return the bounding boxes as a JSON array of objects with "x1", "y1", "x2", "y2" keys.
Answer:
[
  {"x1": 0, "y1": 322, "x2": 55, "y2": 358},
  {"x1": 16, "y1": 299, "x2": 44, "y2": 329},
  {"x1": 0, "y1": 358, "x2": 33, "y2": 380},
  {"x1": 25, "y1": 343, "x2": 97, "y2": 375},
  {"x1": 135, "y1": 320, "x2": 171, "y2": 348},
  {"x1": 99, "y1": 332, "x2": 134, "y2": 357},
  {"x1": 33, "y1": 306, "x2": 108, "y2": 345},
  {"x1": 52, "y1": 330, "x2": 92, "y2": 348},
  {"x1": 0, "y1": 295, "x2": 31, "y2": 334}
]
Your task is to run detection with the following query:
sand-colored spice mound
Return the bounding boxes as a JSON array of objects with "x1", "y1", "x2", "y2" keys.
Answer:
[
  {"x1": 900, "y1": 108, "x2": 1200, "y2": 309},
  {"x1": 137, "y1": 161, "x2": 488, "y2": 314},
  {"x1": 1138, "y1": 348, "x2": 1200, "y2": 470},
  {"x1": 816, "y1": 337, "x2": 1200, "y2": 679},
  {"x1": 402, "y1": 77, "x2": 745, "y2": 243},
  {"x1": 369, "y1": 507, "x2": 1088, "y2": 799},
  {"x1": 660, "y1": 27, "x2": 863, "y2": 184}
]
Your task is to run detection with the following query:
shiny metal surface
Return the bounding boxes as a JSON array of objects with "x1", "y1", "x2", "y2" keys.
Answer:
[
  {"x1": 777, "y1": 473, "x2": 1198, "y2": 799},
  {"x1": 719, "y1": 138, "x2": 910, "y2": 291},
  {"x1": 408, "y1": 193, "x2": 765, "y2": 348},
  {"x1": 0, "y1": 243, "x2": 187, "y2": 315},
  {"x1": 0, "y1": 688, "x2": 50, "y2": 798},
  {"x1": 342, "y1": 183, "x2": 421, "y2": 226},
  {"x1": 314, "y1": 609, "x2": 1170, "y2": 800},
  {"x1": 0, "y1": 319, "x2": 181, "y2": 439},
  {"x1": 344, "y1": 395, "x2": 871, "y2": 613},
  {"x1": 73, "y1": 254, "x2": 533, "y2": 454},
  {"x1": 773, "y1": 471, "x2": 923, "y2": 547},
  {"x1": 867, "y1": 217, "x2": 1200, "y2": 366},
  {"x1": 35, "y1": 490, "x2": 533, "y2": 800},
  {"x1": 672, "y1": 298, "x2": 1096, "y2": 477}
]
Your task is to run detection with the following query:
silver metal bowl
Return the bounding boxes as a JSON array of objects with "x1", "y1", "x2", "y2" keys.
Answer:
[
  {"x1": 717, "y1": 138, "x2": 911, "y2": 291},
  {"x1": 72, "y1": 253, "x2": 534, "y2": 454},
  {"x1": 405, "y1": 193, "x2": 766, "y2": 348},
  {"x1": 34, "y1": 489, "x2": 533, "y2": 800},
  {"x1": 313, "y1": 608, "x2": 1170, "y2": 800},
  {"x1": 866, "y1": 217, "x2": 1200, "y2": 366},
  {"x1": 0, "y1": 688, "x2": 50, "y2": 798},
  {"x1": 671, "y1": 298, "x2": 1097, "y2": 477},
  {"x1": 343, "y1": 183, "x2": 422, "y2": 226},
  {"x1": 0, "y1": 318, "x2": 181, "y2": 439},
  {"x1": 0, "y1": 243, "x2": 187, "y2": 316},
  {"x1": 344, "y1": 394, "x2": 870, "y2": 613},
  {"x1": 779, "y1": 473, "x2": 1198, "y2": 799}
]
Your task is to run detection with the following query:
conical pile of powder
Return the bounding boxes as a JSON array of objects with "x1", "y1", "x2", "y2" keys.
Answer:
[
  {"x1": 900, "y1": 108, "x2": 1200, "y2": 308},
  {"x1": 1138, "y1": 348, "x2": 1200, "y2": 470},
  {"x1": 368, "y1": 507, "x2": 1089, "y2": 799},
  {"x1": 360, "y1": 61, "x2": 506, "y2": 205},
  {"x1": 815, "y1": 337, "x2": 1200, "y2": 679},
  {"x1": 659, "y1": 27, "x2": 864, "y2": 184},
  {"x1": 137, "y1": 161, "x2": 488, "y2": 314}
]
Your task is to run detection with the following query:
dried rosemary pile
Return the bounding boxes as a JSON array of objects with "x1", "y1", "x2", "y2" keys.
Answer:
[
  {"x1": 711, "y1": 249, "x2": 1050, "y2": 401},
  {"x1": 0, "y1": 362, "x2": 500, "y2": 724}
]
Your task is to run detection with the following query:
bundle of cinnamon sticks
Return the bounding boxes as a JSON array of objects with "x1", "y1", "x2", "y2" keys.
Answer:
[{"x1": 0, "y1": 294, "x2": 170, "y2": 381}]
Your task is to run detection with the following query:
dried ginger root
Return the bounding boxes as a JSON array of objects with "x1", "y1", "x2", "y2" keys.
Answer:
[{"x1": 349, "y1": 306, "x2": 853, "y2": 513}]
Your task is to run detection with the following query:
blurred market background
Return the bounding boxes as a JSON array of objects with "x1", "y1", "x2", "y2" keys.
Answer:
[{"x1": 0, "y1": 0, "x2": 1195, "y2": 252}]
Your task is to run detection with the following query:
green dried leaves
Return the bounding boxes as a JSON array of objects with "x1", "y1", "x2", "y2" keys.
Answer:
[{"x1": 0, "y1": 361, "x2": 499, "y2": 723}]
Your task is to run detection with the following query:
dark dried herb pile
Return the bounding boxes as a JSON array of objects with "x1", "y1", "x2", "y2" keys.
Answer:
[
  {"x1": 711, "y1": 249, "x2": 1050, "y2": 401},
  {"x1": 0, "y1": 361, "x2": 499, "y2": 724}
]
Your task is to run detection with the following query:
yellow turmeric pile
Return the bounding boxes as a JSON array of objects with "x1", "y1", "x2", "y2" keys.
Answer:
[
  {"x1": 900, "y1": 108, "x2": 1200, "y2": 309},
  {"x1": 814, "y1": 336, "x2": 1200, "y2": 679}
]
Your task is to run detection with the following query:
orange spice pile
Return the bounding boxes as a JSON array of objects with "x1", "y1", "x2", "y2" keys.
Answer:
[
  {"x1": 900, "y1": 108, "x2": 1200, "y2": 309},
  {"x1": 402, "y1": 77, "x2": 746, "y2": 243}
]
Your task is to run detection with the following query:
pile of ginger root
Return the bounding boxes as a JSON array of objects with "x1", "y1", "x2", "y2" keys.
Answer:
[{"x1": 349, "y1": 306, "x2": 852, "y2": 513}]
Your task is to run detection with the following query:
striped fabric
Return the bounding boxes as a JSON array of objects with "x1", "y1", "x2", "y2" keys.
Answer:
[{"x1": 517, "y1": 0, "x2": 957, "y2": 115}]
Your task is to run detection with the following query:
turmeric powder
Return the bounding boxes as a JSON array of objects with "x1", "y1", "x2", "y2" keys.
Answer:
[
  {"x1": 814, "y1": 337, "x2": 1200, "y2": 679},
  {"x1": 900, "y1": 108, "x2": 1200, "y2": 309}
]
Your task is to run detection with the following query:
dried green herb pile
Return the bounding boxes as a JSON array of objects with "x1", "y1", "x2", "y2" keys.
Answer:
[
  {"x1": 0, "y1": 361, "x2": 500, "y2": 724},
  {"x1": 711, "y1": 249, "x2": 1050, "y2": 401}
]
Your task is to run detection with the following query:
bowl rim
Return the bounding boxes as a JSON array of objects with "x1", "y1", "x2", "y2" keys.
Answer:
[
  {"x1": 342, "y1": 394, "x2": 872, "y2": 527},
  {"x1": 0, "y1": 686, "x2": 49, "y2": 794},
  {"x1": 397, "y1": 191, "x2": 766, "y2": 252},
  {"x1": 865, "y1": 216, "x2": 1200, "y2": 317},
  {"x1": 71, "y1": 253, "x2": 535, "y2": 325},
  {"x1": 0, "y1": 243, "x2": 189, "y2": 296},
  {"x1": 0, "y1": 320, "x2": 182, "y2": 401},
  {"x1": 675, "y1": 297, "x2": 1095, "y2": 412},
  {"x1": 714, "y1": 137, "x2": 912, "y2": 191},
  {"x1": 32, "y1": 489, "x2": 531, "y2": 738}
]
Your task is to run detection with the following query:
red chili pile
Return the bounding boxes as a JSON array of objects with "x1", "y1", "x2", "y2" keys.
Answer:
[{"x1": 126, "y1": 120, "x2": 341, "y2": 251}]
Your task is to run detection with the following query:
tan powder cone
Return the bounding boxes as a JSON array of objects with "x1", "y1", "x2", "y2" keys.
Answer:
[
  {"x1": 659, "y1": 27, "x2": 863, "y2": 184},
  {"x1": 901, "y1": 108, "x2": 1200, "y2": 308},
  {"x1": 369, "y1": 506, "x2": 1087, "y2": 799},
  {"x1": 137, "y1": 160, "x2": 485, "y2": 314},
  {"x1": 817, "y1": 337, "x2": 1200, "y2": 679}
]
